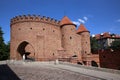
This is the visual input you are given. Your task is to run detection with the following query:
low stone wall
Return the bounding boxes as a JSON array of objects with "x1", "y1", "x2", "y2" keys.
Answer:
[
  {"x1": 1, "y1": 60, "x2": 120, "y2": 75},
  {"x1": 59, "y1": 61, "x2": 120, "y2": 74},
  {"x1": 0, "y1": 60, "x2": 56, "y2": 65},
  {"x1": 0, "y1": 61, "x2": 7, "y2": 64}
]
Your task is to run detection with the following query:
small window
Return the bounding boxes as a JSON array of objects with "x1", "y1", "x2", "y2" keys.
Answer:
[
  {"x1": 70, "y1": 36, "x2": 72, "y2": 39},
  {"x1": 53, "y1": 30, "x2": 55, "y2": 32},
  {"x1": 18, "y1": 28, "x2": 21, "y2": 30},
  {"x1": 43, "y1": 28, "x2": 45, "y2": 30},
  {"x1": 53, "y1": 53, "x2": 54, "y2": 56},
  {"x1": 62, "y1": 34, "x2": 64, "y2": 37},
  {"x1": 30, "y1": 28, "x2": 32, "y2": 30}
]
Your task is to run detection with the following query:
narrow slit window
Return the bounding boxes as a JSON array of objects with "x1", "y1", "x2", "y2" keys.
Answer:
[
  {"x1": 43, "y1": 28, "x2": 45, "y2": 30},
  {"x1": 70, "y1": 36, "x2": 72, "y2": 39}
]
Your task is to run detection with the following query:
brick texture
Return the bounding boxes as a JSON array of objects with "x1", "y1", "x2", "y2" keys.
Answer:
[{"x1": 10, "y1": 15, "x2": 99, "y2": 66}]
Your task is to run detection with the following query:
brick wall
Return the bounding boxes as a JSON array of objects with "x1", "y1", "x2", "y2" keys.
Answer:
[{"x1": 99, "y1": 50, "x2": 120, "y2": 70}]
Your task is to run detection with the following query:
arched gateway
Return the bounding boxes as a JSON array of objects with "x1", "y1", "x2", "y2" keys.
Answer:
[{"x1": 17, "y1": 41, "x2": 35, "y2": 61}]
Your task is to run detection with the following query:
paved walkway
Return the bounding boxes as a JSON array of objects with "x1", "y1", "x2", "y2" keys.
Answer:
[
  {"x1": 23, "y1": 63, "x2": 120, "y2": 80},
  {"x1": 0, "y1": 61, "x2": 120, "y2": 80},
  {"x1": 20, "y1": 62, "x2": 120, "y2": 80},
  {"x1": 51, "y1": 64, "x2": 120, "y2": 80},
  {"x1": 8, "y1": 63, "x2": 99, "y2": 80}
]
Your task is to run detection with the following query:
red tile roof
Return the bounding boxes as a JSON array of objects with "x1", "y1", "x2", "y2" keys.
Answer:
[
  {"x1": 60, "y1": 16, "x2": 74, "y2": 26},
  {"x1": 95, "y1": 34, "x2": 101, "y2": 39},
  {"x1": 95, "y1": 32, "x2": 120, "y2": 39},
  {"x1": 103, "y1": 32, "x2": 111, "y2": 38},
  {"x1": 77, "y1": 24, "x2": 89, "y2": 33}
]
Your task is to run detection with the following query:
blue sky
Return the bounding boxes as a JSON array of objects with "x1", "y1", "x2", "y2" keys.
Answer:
[{"x1": 0, "y1": 0, "x2": 120, "y2": 43}]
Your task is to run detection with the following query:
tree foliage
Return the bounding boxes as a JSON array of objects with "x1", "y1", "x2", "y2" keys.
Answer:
[
  {"x1": 90, "y1": 37, "x2": 101, "y2": 52},
  {"x1": 110, "y1": 40, "x2": 120, "y2": 51},
  {"x1": 0, "y1": 27, "x2": 10, "y2": 60}
]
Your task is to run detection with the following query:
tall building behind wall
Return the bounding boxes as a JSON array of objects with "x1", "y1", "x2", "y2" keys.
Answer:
[{"x1": 10, "y1": 14, "x2": 99, "y2": 66}]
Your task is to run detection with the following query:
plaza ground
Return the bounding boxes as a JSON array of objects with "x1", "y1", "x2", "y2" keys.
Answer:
[{"x1": 0, "y1": 61, "x2": 120, "y2": 80}]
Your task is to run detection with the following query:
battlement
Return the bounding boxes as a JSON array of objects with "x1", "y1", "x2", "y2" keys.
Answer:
[{"x1": 10, "y1": 14, "x2": 60, "y2": 26}]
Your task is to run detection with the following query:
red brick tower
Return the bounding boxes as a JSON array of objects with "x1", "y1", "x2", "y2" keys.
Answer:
[
  {"x1": 77, "y1": 24, "x2": 91, "y2": 65},
  {"x1": 10, "y1": 15, "x2": 61, "y2": 61},
  {"x1": 60, "y1": 16, "x2": 80, "y2": 60}
]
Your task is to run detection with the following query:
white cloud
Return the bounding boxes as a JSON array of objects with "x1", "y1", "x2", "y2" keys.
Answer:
[
  {"x1": 83, "y1": 16, "x2": 88, "y2": 21},
  {"x1": 78, "y1": 19, "x2": 85, "y2": 24},
  {"x1": 73, "y1": 21, "x2": 80, "y2": 26},
  {"x1": 72, "y1": 16, "x2": 88, "y2": 26},
  {"x1": 117, "y1": 19, "x2": 120, "y2": 22}
]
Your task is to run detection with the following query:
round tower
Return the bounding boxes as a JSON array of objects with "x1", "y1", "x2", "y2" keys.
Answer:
[
  {"x1": 77, "y1": 24, "x2": 91, "y2": 56},
  {"x1": 10, "y1": 14, "x2": 60, "y2": 61},
  {"x1": 60, "y1": 16, "x2": 78, "y2": 58}
]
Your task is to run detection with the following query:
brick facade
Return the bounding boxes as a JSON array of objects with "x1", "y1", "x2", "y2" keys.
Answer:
[
  {"x1": 99, "y1": 50, "x2": 120, "y2": 70},
  {"x1": 10, "y1": 15, "x2": 99, "y2": 66}
]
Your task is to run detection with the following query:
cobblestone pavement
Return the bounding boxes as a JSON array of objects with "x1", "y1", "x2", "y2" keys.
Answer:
[{"x1": 4, "y1": 63, "x2": 101, "y2": 80}]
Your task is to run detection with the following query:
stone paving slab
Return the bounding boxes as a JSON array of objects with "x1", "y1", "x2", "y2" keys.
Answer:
[
  {"x1": 1, "y1": 61, "x2": 120, "y2": 80},
  {"x1": 8, "y1": 63, "x2": 100, "y2": 80},
  {"x1": 0, "y1": 62, "x2": 101, "y2": 80},
  {"x1": 25, "y1": 62, "x2": 120, "y2": 80},
  {"x1": 52, "y1": 64, "x2": 120, "y2": 80}
]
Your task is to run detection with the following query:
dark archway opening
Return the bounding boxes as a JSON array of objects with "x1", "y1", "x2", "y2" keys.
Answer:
[
  {"x1": 83, "y1": 61, "x2": 87, "y2": 65},
  {"x1": 91, "y1": 61, "x2": 98, "y2": 67},
  {"x1": 77, "y1": 62, "x2": 82, "y2": 65},
  {"x1": 17, "y1": 41, "x2": 35, "y2": 61}
]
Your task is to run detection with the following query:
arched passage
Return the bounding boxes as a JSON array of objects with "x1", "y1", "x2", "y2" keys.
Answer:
[
  {"x1": 77, "y1": 62, "x2": 83, "y2": 65},
  {"x1": 17, "y1": 41, "x2": 35, "y2": 61},
  {"x1": 91, "y1": 61, "x2": 98, "y2": 67}
]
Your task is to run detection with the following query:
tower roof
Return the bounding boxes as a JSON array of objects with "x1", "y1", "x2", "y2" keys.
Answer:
[
  {"x1": 60, "y1": 16, "x2": 74, "y2": 26},
  {"x1": 77, "y1": 24, "x2": 89, "y2": 33}
]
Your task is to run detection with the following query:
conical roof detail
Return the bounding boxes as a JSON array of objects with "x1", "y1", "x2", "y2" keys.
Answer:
[
  {"x1": 60, "y1": 16, "x2": 74, "y2": 26},
  {"x1": 77, "y1": 24, "x2": 89, "y2": 33}
]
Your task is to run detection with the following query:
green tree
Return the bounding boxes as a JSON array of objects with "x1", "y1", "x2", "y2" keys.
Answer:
[
  {"x1": 110, "y1": 40, "x2": 120, "y2": 51},
  {"x1": 5, "y1": 41, "x2": 10, "y2": 59},
  {"x1": 90, "y1": 37, "x2": 101, "y2": 53},
  {"x1": 0, "y1": 27, "x2": 9, "y2": 60}
]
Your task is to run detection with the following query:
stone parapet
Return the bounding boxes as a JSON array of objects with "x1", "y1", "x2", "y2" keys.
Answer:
[{"x1": 10, "y1": 14, "x2": 60, "y2": 26}]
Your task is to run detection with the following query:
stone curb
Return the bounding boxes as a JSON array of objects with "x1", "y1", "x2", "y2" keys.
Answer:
[{"x1": 59, "y1": 61, "x2": 120, "y2": 74}]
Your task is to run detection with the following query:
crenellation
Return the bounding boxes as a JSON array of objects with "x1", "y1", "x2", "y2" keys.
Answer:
[
  {"x1": 46, "y1": 17, "x2": 51, "y2": 21},
  {"x1": 32, "y1": 14, "x2": 36, "y2": 17},
  {"x1": 18, "y1": 15, "x2": 24, "y2": 20},
  {"x1": 42, "y1": 16, "x2": 48, "y2": 22},
  {"x1": 50, "y1": 18, "x2": 55, "y2": 23},
  {"x1": 10, "y1": 14, "x2": 60, "y2": 26},
  {"x1": 42, "y1": 16, "x2": 46, "y2": 19},
  {"x1": 55, "y1": 19, "x2": 57, "y2": 22},
  {"x1": 57, "y1": 21, "x2": 61, "y2": 24},
  {"x1": 13, "y1": 17, "x2": 17, "y2": 21}
]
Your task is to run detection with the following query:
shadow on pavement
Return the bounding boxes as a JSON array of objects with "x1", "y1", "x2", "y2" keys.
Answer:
[{"x1": 0, "y1": 64, "x2": 21, "y2": 80}]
